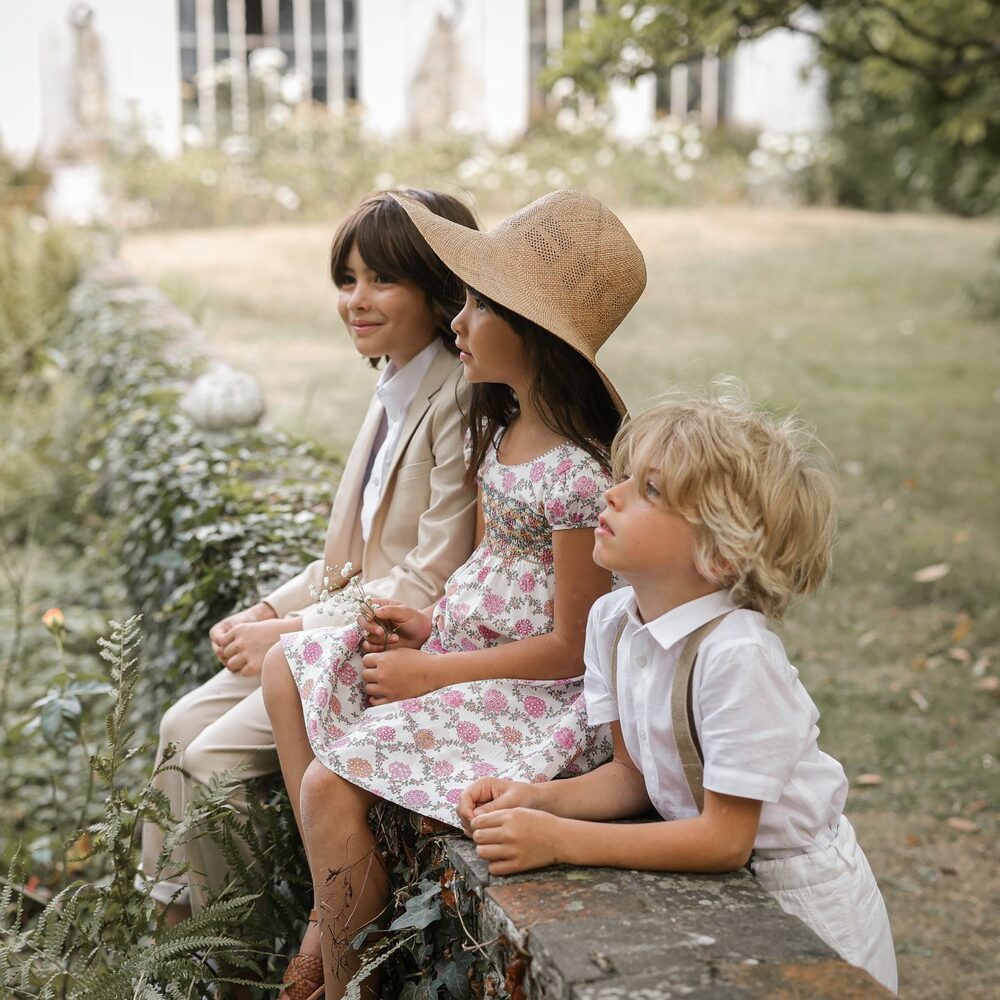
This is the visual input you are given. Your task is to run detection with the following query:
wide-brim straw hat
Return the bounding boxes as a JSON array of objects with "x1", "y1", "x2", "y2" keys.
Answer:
[{"x1": 390, "y1": 189, "x2": 646, "y2": 414}]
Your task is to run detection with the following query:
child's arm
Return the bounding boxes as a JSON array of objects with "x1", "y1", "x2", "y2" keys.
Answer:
[
  {"x1": 469, "y1": 789, "x2": 762, "y2": 877},
  {"x1": 459, "y1": 723, "x2": 652, "y2": 824},
  {"x1": 362, "y1": 527, "x2": 610, "y2": 703}
]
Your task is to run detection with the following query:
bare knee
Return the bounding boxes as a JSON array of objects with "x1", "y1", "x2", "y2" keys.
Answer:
[
  {"x1": 261, "y1": 640, "x2": 294, "y2": 714},
  {"x1": 300, "y1": 760, "x2": 374, "y2": 829}
]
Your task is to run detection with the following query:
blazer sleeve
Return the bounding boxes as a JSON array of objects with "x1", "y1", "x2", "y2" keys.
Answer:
[
  {"x1": 297, "y1": 379, "x2": 476, "y2": 629},
  {"x1": 260, "y1": 556, "x2": 329, "y2": 619}
]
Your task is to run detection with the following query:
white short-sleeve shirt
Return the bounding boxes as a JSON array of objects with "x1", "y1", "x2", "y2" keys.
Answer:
[{"x1": 583, "y1": 587, "x2": 848, "y2": 855}]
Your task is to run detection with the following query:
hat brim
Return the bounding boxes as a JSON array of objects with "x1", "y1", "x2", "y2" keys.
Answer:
[{"x1": 391, "y1": 192, "x2": 629, "y2": 415}]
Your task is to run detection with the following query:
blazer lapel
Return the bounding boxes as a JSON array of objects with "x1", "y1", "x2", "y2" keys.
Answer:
[
  {"x1": 324, "y1": 393, "x2": 385, "y2": 574},
  {"x1": 366, "y1": 351, "x2": 463, "y2": 543}
]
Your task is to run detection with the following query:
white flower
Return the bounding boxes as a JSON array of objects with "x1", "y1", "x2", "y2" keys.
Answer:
[
  {"x1": 249, "y1": 47, "x2": 288, "y2": 76},
  {"x1": 551, "y1": 77, "x2": 576, "y2": 101},
  {"x1": 274, "y1": 185, "x2": 301, "y2": 211},
  {"x1": 267, "y1": 103, "x2": 292, "y2": 128},
  {"x1": 280, "y1": 72, "x2": 310, "y2": 105},
  {"x1": 341, "y1": 562, "x2": 354, "y2": 578},
  {"x1": 555, "y1": 107, "x2": 578, "y2": 133}
]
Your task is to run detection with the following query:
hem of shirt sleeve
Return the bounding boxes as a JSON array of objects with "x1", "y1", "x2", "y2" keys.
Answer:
[
  {"x1": 585, "y1": 700, "x2": 619, "y2": 726},
  {"x1": 702, "y1": 764, "x2": 785, "y2": 804}
]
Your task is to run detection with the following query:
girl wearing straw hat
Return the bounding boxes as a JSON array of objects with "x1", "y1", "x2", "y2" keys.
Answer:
[{"x1": 261, "y1": 190, "x2": 646, "y2": 999}]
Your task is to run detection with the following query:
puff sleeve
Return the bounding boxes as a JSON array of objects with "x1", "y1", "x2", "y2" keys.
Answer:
[{"x1": 542, "y1": 451, "x2": 611, "y2": 531}]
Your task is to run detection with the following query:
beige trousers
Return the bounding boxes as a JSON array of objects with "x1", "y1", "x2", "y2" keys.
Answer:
[{"x1": 140, "y1": 667, "x2": 277, "y2": 912}]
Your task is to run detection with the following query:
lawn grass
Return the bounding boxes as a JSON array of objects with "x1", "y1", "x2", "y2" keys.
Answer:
[{"x1": 123, "y1": 206, "x2": 1000, "y2": 999}]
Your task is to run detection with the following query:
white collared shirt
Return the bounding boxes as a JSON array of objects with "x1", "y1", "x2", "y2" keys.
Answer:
[
  {"x1": 359, "y1": 339, "x2": 442, "y2": 542},
  {"x1": 583, "y1": 587, "x2": 848, "y2": 855}
]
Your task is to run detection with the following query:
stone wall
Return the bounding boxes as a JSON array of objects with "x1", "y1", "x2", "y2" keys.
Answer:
[{"x1": 444, "y1": 838, "x2": 892, "y2": 998}]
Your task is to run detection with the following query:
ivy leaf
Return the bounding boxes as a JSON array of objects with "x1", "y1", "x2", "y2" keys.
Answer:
[
  {"x1": 38, "y1": 692, "x2": 82, "y2": 752},
  {"x1": 388, "y1": 882, "x2": 442, "y2": 932}
]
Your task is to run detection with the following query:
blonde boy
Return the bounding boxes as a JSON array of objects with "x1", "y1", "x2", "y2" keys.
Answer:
[{"x1": 459, "y1": 383, "x2": 897, "y2": 993}]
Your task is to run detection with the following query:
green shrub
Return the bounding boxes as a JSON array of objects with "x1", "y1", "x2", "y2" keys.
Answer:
[
  {"x1": 106, "y1": 106, "x2": 754, "y2": 230},
  {"x1": 59, "y1": 274, "x2": 334, "y2": 712}
]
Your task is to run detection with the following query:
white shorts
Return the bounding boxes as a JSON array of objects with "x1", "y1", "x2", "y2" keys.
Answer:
[{"x1": 752, "y1": 816, "x2": 897, "y2": 994}]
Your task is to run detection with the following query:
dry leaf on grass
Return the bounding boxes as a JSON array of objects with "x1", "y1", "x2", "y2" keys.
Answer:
[
  {"x1": 909, "y1": 688, "x2": 930, "y2": 711},
  {"x1": 975, "y1": 676, "x2": 999, "y2": 694},
  {"x1": 949, "y1": 647, "x2": 972, "y2": 664},
  {"x1": 951, "y1": 612, "x2": 973, "y2": 642},
  {"x1": 855, "y1": 773, "x2": 883, "y2": 786},
  {"x1": 913, "y1": 562, "x2": 950, "y2": 583},
  {"x1": 946, "y1": 817, "x2": 979, "y2": 834}
]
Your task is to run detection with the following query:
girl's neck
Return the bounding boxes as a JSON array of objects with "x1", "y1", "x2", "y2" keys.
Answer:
[{"x1": 498, "y1": 386, "x2": 566, "y2": 465}]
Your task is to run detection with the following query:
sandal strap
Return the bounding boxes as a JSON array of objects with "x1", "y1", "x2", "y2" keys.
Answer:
[
  {"x1": 282, "y1": 954, "x2": 324, "y2": 1000},
  {"x1": 308, "y1": 908, "x2": 318, "y2": 922}
]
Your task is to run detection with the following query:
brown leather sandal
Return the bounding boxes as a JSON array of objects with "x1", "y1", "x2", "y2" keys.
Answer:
[{"x1": 279, "y1": 909, "x2": 324, "y2": 1000}]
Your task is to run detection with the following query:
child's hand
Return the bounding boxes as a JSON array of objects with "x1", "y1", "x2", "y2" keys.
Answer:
[
  {"x1": 469, "y1": 808, "x2": 563, "y2": 876},
  {"x1": 457, "y1": 778, "x2": 539, "y2": 832},
  {"x1": 361, "y1": 648, "x2": 438, "y2": 704},
  {"x1": 358, "y1": 600, "x2": 432, "y2": 652}
]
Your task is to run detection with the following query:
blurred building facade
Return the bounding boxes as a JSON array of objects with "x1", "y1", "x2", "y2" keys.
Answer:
[{"x1": 1, "y1": 0, "x2": 826, "y2": 162}]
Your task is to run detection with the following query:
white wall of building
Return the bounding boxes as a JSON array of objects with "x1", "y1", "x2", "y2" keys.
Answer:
[
  {"x1": 729, "y1": 28, "x2": 827, "y2": 134},
  {"x1": 0, "y1": 0, "x2": 181, "y2": 163},
  {"x1": 0, "y1": 0, "x2": 47, "y2": 161},
  {"x1": 357, "y1": 0, "x2": 529, "y2": 143}
]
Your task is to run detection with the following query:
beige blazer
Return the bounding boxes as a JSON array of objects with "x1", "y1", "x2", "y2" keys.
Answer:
[{"x1": 263, "y1": 349, "x2": 476, "y2": 630}]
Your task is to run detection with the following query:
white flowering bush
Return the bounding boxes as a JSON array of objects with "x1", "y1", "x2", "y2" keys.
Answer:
[
  {"x1": 106, "y1": 54, "x2": 763, "y2": 229},
  {"x1": 745, "y1": 129, "x2": 835, "y2": 205}
]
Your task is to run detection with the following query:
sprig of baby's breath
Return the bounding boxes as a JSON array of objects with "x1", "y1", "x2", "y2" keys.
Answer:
[{"x1": 309, "y1": 561, "x2": 397, "y2": 638}]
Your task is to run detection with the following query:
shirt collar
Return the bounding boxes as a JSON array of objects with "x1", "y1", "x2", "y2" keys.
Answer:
[
  {"x1": 644, "y1": 590, "x2": 739, "y2": 651},
  {"x1": 375, "y1": 339, "x2": 442, "y2": 421}
]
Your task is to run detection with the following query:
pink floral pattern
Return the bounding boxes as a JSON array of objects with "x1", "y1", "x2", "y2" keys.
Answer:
[{"x1": 281, "y1": 442, "x2": 613, "y2": 825}]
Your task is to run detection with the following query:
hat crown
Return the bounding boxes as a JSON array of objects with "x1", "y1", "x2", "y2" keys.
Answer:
[{"x1": 483, "y1": 190, "x2": 645, "y2": 355}]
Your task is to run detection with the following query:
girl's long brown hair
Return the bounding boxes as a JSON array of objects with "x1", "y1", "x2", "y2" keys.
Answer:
[
  {"x1": 463, "y1": 290, "x2": 622, "y2": 483},
  {"x1": 329, "y1": 189, "x2": 478, "y2": 368}
]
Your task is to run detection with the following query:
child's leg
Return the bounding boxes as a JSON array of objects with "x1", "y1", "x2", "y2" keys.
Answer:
[
  {"x1": 753, "y1": 818, "x2": 897, "y2": 993},
  {"x1": 262, "y1": 641, "x2": 326, "y2": 994},
  {"x1": 262, "y1": 641, "x2": 317, "y2": 839},
  {"x1": 299, "y1": 760, "x2": 386, "y2": 1000}
]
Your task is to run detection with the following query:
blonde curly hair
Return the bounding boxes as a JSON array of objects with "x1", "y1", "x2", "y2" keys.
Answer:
[{"x1": 611, "y1": 380, "x2": 837, "y2": 621}]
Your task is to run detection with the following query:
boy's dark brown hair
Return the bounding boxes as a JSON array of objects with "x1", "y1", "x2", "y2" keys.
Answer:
[
  {"x1": 463, "y1": 289, "x2": 623, "y2": 482},
  {"x1": 330, "y1": 189, "x2": 478, "y2": 368}
]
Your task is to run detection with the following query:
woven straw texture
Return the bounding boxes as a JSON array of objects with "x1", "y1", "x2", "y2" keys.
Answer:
[{"x1": 391, "y1": 189, "x2": 646, "y2": 413}]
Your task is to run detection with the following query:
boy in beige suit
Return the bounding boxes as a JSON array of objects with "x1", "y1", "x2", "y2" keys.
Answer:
[{"x1": 140, "y1": 191, "x2": 478, "y2": 917}]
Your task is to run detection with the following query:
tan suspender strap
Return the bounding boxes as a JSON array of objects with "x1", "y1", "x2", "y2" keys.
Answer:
[
  {"x1": 608, "y1": 615, "x2": 628, "y2": 699},
  {"x1": 671, "y1": 612, "x2": 730, "y2": 813}
]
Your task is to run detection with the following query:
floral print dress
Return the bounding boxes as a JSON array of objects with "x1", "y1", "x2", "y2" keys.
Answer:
[{"x1": 280, "y1": 441, "x2": 614, "y2": 826}]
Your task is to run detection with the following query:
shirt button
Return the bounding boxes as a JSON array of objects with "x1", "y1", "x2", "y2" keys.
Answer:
[{"x1": 636, "y1": 655, "x2": 647, "y2": 667}]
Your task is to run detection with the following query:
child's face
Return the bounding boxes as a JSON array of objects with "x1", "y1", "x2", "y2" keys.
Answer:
[
  {"x1": 336, "y1": 244, "x2": 437, "y2": 366},
  {"x1": 594, "y1": 474, "x2": 704, "y2": 585},
  {"x1": 451, "y1": 291, "x2": 527, "y2": 386}
]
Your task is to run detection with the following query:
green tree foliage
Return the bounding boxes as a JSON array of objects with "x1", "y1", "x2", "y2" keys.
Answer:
[{"x1": 554, "y1": 1, "x2": 1000, "y2": 214}]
